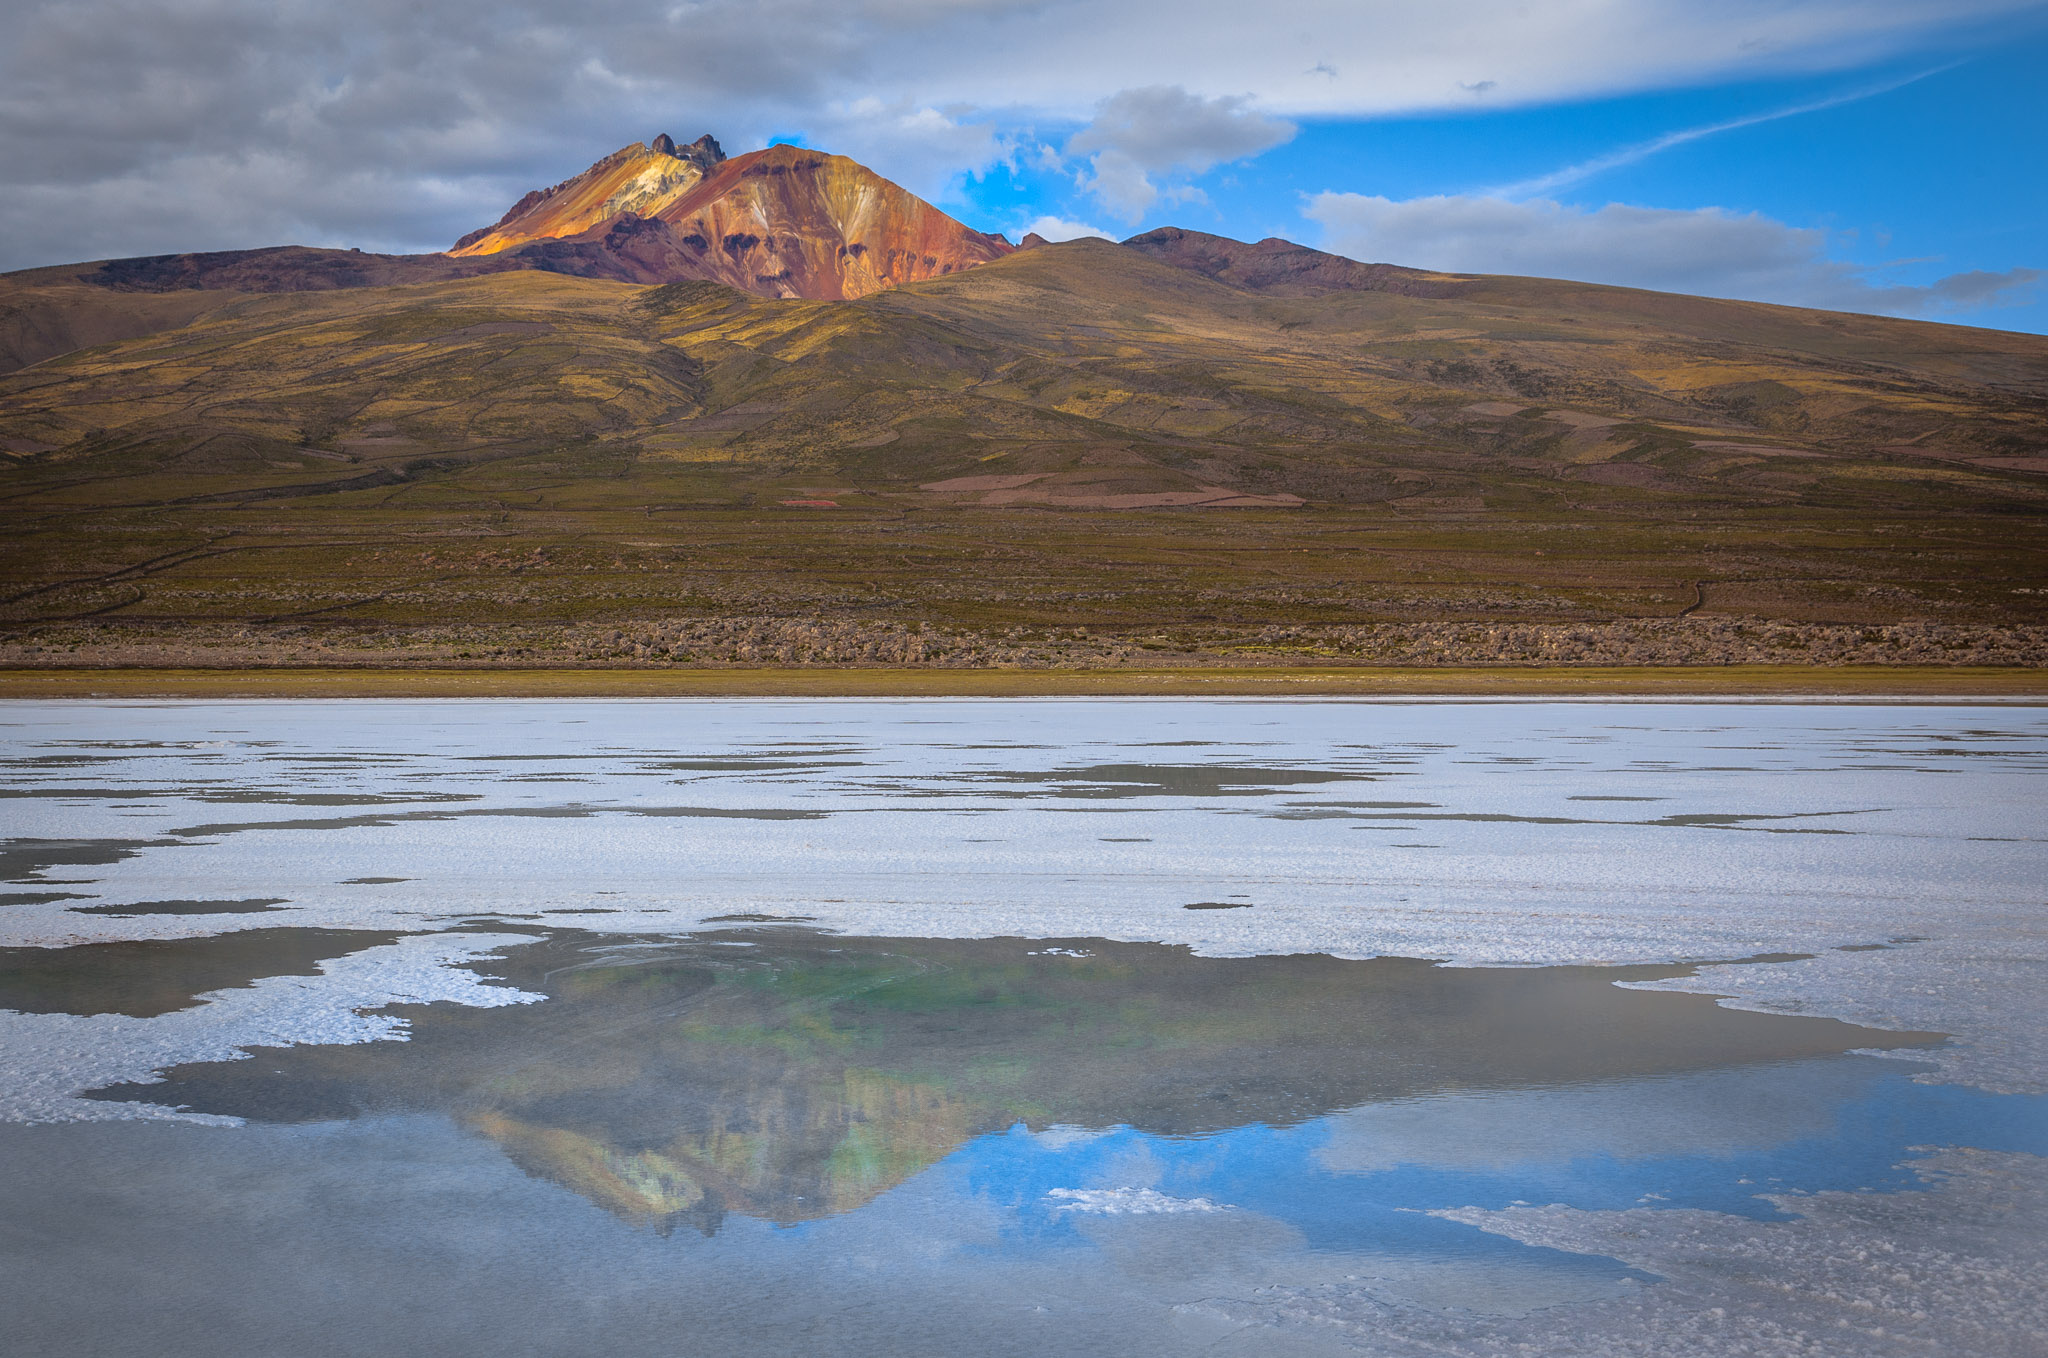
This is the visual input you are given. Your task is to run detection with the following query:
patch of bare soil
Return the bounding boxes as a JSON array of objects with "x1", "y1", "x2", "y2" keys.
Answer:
[{"x1": 918, "y1": 473, "x2": 1051, "y2": 492}]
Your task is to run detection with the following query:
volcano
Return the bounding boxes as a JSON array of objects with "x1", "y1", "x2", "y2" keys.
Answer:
[
  {"x1": 1, "y1": 129, "x2": 2044, "y2": 678},
  {"x1": 449, "y1": 135, "x2": 1014, "y2": 301}
]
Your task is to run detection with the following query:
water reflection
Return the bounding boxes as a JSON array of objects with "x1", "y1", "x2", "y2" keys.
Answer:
[{"x1": 100, "y1": 932, "x2": 1947, "y2": 1235}]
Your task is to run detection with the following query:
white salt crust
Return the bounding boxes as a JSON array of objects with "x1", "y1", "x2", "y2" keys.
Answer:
[
  {"x1": 0, "y1": 933, "x2": 542, "y2": 1124},
  {"x1": 1, "y1": 699, "x2": 2041, "y2": 1100}
]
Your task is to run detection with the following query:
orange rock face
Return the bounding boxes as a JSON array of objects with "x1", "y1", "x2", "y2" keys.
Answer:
[
  {"x1": 450, "y1": 134, "x2": 726, "y2": 258},
  {"x1": 451, "y1": 138, "x2": 1012, "y2": 299}
]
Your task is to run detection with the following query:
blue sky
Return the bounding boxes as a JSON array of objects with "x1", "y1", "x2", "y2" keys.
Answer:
[
  {"x1": 940, "y1": 28, "x2": 2048, "y2": 332},
  {"x1": 4, "y1": 0, "x2": 2043, "y2": 331}
]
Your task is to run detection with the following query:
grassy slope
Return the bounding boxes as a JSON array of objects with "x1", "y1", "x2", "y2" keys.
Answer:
[{"x1": 1, "y1": 241, "x2": 2043, "y2": 664}]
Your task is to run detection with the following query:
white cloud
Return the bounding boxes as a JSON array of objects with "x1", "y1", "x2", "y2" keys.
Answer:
[
  {"x1": 1305, "y1": 190, "x2": 2042, "y2": 317},
  {"x1": 1077, "y1": 149, "x2": 1162, "y2": 222},
  {"x1": 809, "y1": 99, "x2": 1008, "y2": 201},
  {"x1": 1068, "y1": 86, "x2": 1296, "y2": 175},
  {"x1": 1021, "y1": 215, "x2": 1115, "y2": 242},
  {"x1": 1066, "y1": 85, "x2": 1294, "y2": 222},
  {"x1": 3, "y1": 0, "x2": 2039, "y2": 267},
  {"x1": 867, "y1": 0, "x2": 2040, "y2": 119}
]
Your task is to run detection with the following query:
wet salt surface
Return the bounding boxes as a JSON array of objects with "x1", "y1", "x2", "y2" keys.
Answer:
[{"x1": 0, "y1": 699, "x2": 2044, "y2": 1356}]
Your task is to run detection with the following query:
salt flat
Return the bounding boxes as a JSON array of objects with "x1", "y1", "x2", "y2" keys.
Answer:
[{"x1": 1, "y1": 699, "x2": 2042, "y2": 1357}]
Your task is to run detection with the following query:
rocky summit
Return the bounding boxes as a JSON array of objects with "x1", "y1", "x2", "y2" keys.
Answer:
[
  {"x1": 450, "y1": 134, "x2": 730, "y2": 258},
  {"x1": 450, "y1": 136, "x2": 1013, "y2": 301}
]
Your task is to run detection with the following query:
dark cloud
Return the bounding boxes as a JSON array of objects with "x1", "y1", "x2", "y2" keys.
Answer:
[
  {"x1": 0, "y1": 0, "x2": 2038, "y2": 267},
  {"x1": 0, "y1": 0, "x2": 929, "y2": 263},
  {"x1": 1929, "y1": 267, "x2": 2045, "y2": 307}
]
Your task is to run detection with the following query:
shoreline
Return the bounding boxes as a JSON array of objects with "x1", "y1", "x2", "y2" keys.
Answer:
[{"x1": 2, "y1": 664, "x2": 2045, "y2": 700}]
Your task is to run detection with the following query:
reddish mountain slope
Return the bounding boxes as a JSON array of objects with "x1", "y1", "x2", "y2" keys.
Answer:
[
  {"x1": 449, "y1": 138, "x2": 1012, "y2": 300},
  {"x1": 1121, "y1": 226, "x2": 1469, "y2": 298},
  {"x1": 643, "y1": 144, "x2": 1013, "y2": 299}
]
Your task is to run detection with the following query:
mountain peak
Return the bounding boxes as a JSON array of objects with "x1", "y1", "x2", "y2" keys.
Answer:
[
  {"x1": 452, "y1": 136, "x2": 1012, "y2": 300},
  {"x1": 651, "y1": 132, "x2": 725, "y2": 170},
  {"x1": 450, "y1": 133, "x2": 728, "y2": 258}
]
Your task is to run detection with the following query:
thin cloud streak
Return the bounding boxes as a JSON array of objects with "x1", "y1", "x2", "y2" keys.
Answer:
[
  {"x1": 1304, "y1": 189, "x2": 2042, "y2": 319},
  {"x1": 1486, "y1": 62, "x2": 1961, "y2": 200}
]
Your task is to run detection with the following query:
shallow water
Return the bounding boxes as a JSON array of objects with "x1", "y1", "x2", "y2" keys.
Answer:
[{"x1": 1, "y1": 700, "x2": 2044, "y2": 1356}]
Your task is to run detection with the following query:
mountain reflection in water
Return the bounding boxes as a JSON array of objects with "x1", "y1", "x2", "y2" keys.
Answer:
[{"x1": 103, "y1": 931, "x2": 1940, "y2": 1235}]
